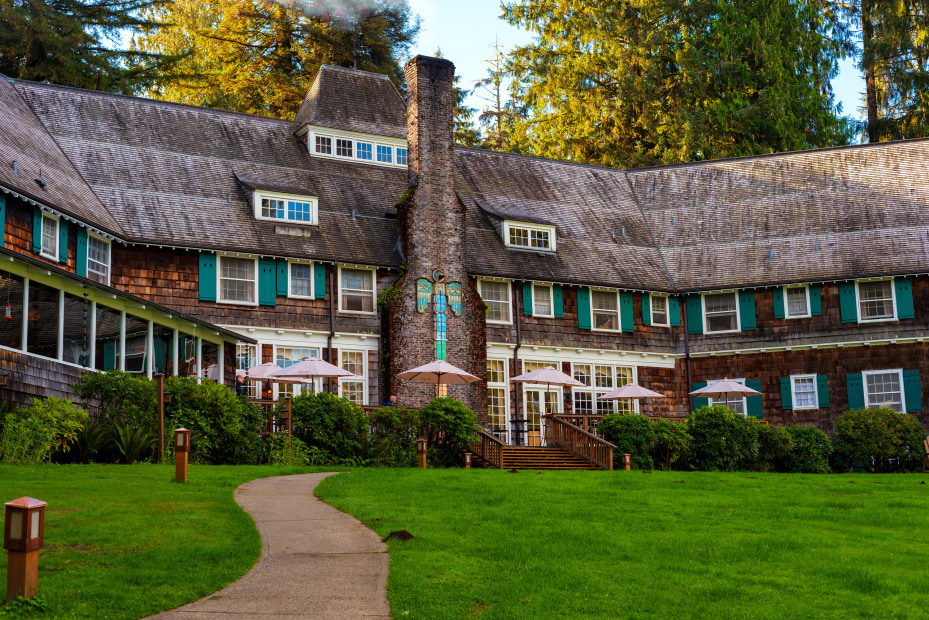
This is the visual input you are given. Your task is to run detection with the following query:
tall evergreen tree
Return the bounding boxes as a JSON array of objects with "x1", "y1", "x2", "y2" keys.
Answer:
[{"x1": 435, "y1": 48, "x2": 481, "y2": 146}]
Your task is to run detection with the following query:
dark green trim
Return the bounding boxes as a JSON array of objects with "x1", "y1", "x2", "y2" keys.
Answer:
[
  {"x1": 780, "y1": 377, "x2": 793, "y2": 410},
  {"x1": 620, "y1": 291, "x2": 634, "y2": 333},
  {"x1": 772, "y1": 287, "x2": 785, "y2": 319},
  {"x1": 738, "y1": 290, "x2": 756, "y2": 330},
  {"x1": 276, "y1": 259, "x2": 288, "y2": 296},
  {"x1": 577, "y1": 287, "x2": 591, "y2": 330},
  {"x1": 32, "y1": 208, "x2": 42, "y2": 253},
  {"x1": 522, "y1": 283, "x2": 533, "y2": 316},
  {"x1": 258, "y1": 257, "x2": 277, "y2": 306},
  {"x1": 58, "y1": 221, "x2": 68, "y2": 263},
  {"x1": 685, "y1": 295, "x2": 702, "y2": 334},
  {"x1": 903, "y1": 369, "x2": 921, "y2": 413},
  {"x1": 895, "y1": 278, "x2": 914, "y2": 319},
  {"x1": 75, "y1": 228, "x2": 88, "y2": 277},
  {"x1": 641, "y1": 293, "x2": 651, "y2": 325},
  {"x1": 314, "y1": 263, "x2": 326, "y2": 299},
  {"x1": 691, "y1": 382, "x2": 708, "y2": 411},
  {"x1": 839, "y1": 282, "x2": 857, "y2": 323},
  {"x1": 198, "y1": 252, "x2": 217, "y2": 302},
  {"x1": 809, "y1": 284, "x2": 822, "y2": 316},
  {"x1": 817, "y1": 375, "x2": 829, "y2": 407},
  {"x1": 745, "y1": 379, "x2": 763, "y2": 419},
  {"x1": 846, "y1": 373, "x2": 864, "y2": 410},
  {"x1": 553, "y1": 285, "x2": 563, "y2": 318},
  {"x1": 669, "y1": 297, "x2": 680, "y2": 327}
]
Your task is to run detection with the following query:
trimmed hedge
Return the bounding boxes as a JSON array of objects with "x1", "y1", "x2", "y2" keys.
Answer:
[{"x1": 832, "y1": 407, "x2": 926, "y2": 472}]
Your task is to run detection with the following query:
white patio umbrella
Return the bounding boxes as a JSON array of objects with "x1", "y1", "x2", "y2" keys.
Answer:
[
  {"x1": 205, "y1": 364, "x2": 218, "y2": 381},
  {"x1": 510, "y1": 366, "x2": 585, "y2": 414},
  {"x1": 269, "y1": 356, "x2": 356, "y2": 381},
  {"x1": 245, "y1": 362, "x2": 283, "y2": 380},
  {"x1": 397, "y1": 360, "x2": 480, "y2": 384},
  {"x1": 599, "y1": 382, "x2": 666, "y2": 416},
  {"x1": 689, "y1": 378, "x2": 761, "y2": 411}
]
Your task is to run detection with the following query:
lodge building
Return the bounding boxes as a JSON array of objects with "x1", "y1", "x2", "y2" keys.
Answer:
[{"x1": 1, "y1": 55, "x2": 928, "y2": 444}]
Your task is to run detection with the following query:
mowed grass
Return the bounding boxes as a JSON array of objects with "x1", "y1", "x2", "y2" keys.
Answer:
[
  {"x1": 317, "y1": 469, "x2": 929, "y2": 619},
  {"x1": 0, "y1": 463, "x2": 313, "y2": 619}
]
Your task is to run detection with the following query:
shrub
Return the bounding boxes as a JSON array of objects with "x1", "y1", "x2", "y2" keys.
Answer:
[
  {"x1": 785, "y1": 425, "x2": 832, "y2": 473},
  {"x1": 687, "y1": 405, "x2": 759, "y2": 471},
  {"x1": 754, "y1": 423, "x2": 793, "y2": 472},
  {"x1": 72, "y1": 371, "x2": 156, "y2": 432},
  {"x1": 267, "y1": 432, "x2": 312, "y2": 466},
  {"x1": 73, "y1": 418, "x2": 110, "y2": 464},
  {"x1": 832, "y1": 407, "x2": 926, "y2": 472},
  {"x1": 651, "y1": 419, "x2": 692, "y2": 470},
  {"x1": 418, "y1": 397, "x2": 480, "y2": 467},
  {"x1": 367, "y1": 406, "x2": 419, "y2": 467},
  {"x1": 111, "y1": 423, "x2": 155, "y2": 464},
  {"x1": 0, "y1": 397, "x2": 88, "y2": 464},
  {"x1": 599, "y1": 414, "x2": 656, "y2": 469},
  {"x1": 290, "y1": 391, "x2": 369, "y2": 464}
]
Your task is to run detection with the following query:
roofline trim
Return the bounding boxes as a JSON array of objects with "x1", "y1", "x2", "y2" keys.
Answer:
[{"x1": 0, "y1": 184, "x2": 119, "y2": 241}]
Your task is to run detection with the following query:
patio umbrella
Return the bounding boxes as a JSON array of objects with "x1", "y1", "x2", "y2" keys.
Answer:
[
  {"x1": 269, "y1": 356, "x2": 356, "y2": 381},
  {"x1": 205, "y1": 364, "x2": 218, "y2": 381},
  {"x1": 599, "y1": 383, "x2": 666, "y2": 400},
  {"x1": 510, "y1": 366, "x2": 585, "y2": 414},
  {"x1": 397, "y1": 360, "x2": 480, "y2": 384},
  {"x1": 689, "y1": 378, "x2": 761, "y2": 411},
  {"x1": 245, "y1": 362, "x2": 283, "y2": 380}
]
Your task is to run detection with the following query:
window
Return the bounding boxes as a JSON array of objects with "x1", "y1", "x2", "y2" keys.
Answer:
[
  {"x1": 87, "y1": 235, "x2": 110, "y2": 285},
  {"x1": 376, "y1": 145, "x2": 392, "y2": 163},
  {"x1": 572, "y1": 363, "x2": 636, "y2": 423},
  {"x1": 40, "y1": 213, "x2": 58, "y2": 260},
  {"x1": 396, "y1": 147, "x2": 408, "y2": 165},
  {"x1": 315, "y1": 135, "x2": 332, "y2": 154},
  {"x1": 785, "y1": 285, "x2": 810, "y2": 318},
  {"x1": 650, "y1": 294, "x2": 669, "y2": 326},
  {"x1": 533, "y1": 284, "x2": 553, "y2": 317},
  {"x1": 339, "y1": 267, "x2": 375, "y2": 313},
  {"x1": 504, "y1": 221, "x2": 556, "y2": 252},
  {"x1": 591, "y1": 290, "x2": 619, "y2": 331},
  {"x1": 478, "y1": 280, "x2": 511, "y2": 324},
  {"x1": 254, "y1": 191, "x2": 318, "y2": 225},
  {"x1": 261, "y1": 197, "x2": 285, "y2": 220},
  {"x1": 289, "y1": 262, "x2": 313, "y2": 298},
  {"x1": 288, "y1": 200, "x2": 313, "y2": 223},
  {"x1": 863, "y1": 369, "x2": 904, "y2": 412},
  {"x1": 339, "y1": 350, "x2": 366, "y2": 405},
  {"x1": 236, "y1": 343, "x2": 259, "y2": 399},
  {"x1": 791, "y1": 374, "x2": 818, "y2": 409},
  {"x1": 858, "y1": 280, "x2": 895, "y2": 321},
  {"x1": 703, "y1": 292, "x2": 739, "y2": 333},
  {"x1": 708, "y1": 378, "x2": 746, "y2": 415},
  {"x1": 219, "y1": 256, "x2": 257, "y2": 304},
  {"x1": 276, "y1": 346, "x2": 320, "y2": 398},
  {"x1": 336, "y1": 138, "x2": 353, "y2": 157},
  {"x1": 357, "y1": 142, "x2": 373, "y2": 160},
  {"x1": 487, "y1": 359, "x2": 509, "y2": 441}
]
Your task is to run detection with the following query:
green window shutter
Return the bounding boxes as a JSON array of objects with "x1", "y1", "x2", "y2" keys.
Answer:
[
  {"x1": 817, "y1": 375, "x2": 829, "y2": 407},
  {"x1": 154, "y1": 338, "x2": 166, "y2": 374},
  {"x1": 809, "y1": 284, "x2": 822, "y2": 316},
  {"x1": 0, "y1": 194, "x2": 5, "y2": 247},
  {"x1": 522, "y1": 283, "x2": 533, "y2": 316},
  {"x1": 553, "y1": 285, "x2": 563, "y2": 318},
  {"x1": 258, "y1": 257, "x2": 277, "y2": 306},
  {"x1": 198, "y1": 252, "x2": 217, "y2": 302},
  {"x1": 772, "y1": 287, "x2": 785, "y2": 319},
  {"x1": 780, "y1": 377, "x2": 793, "y2": 410},
  {"x1": 276, "y1": 259, "x2": 288, "y2": 296},
  {"x1": 669, "y1": 297, "x2": 680, "y2": 327},
  {"x1": 846, "y1": 373, "x2": 864, "y2": 410},
  {"x1": 746, "y1": 379, "x2": 763, "y2": 419},
  {"x1": 738, "y1": 290, "x2": 756, "y2": 330},
  {"x1": 691, "y1": 382, "x2": 708, "y2": 411},
  {"x1": 75, "y1": 228, "x2": 88, "y2": 277},
  {"x1": 895, "y1": 278, "x2": 914, "y2": 319},
  {"x1": 314, "y1": 263, "x2": 326, "y2": 299},
  {"x1": 58, "y1": 221, "x2": 68, "y2": 263},
  {"x1": 620, "y1": 291, "x2": 634, "y2": 332},
  {"x1": 103, "y1": 340, "x2": 116, "y2": 370},
  {"x1": 839, "y1": 282, "x2": 857, "y2": 323},
  {"x1": 642, "y1": 294, "x2": 651, "y2": 325},
  {"x1": 32, "y1": 208, "x2": 41, "y2": 253},
  {"x1": 903, "y1": 369, "x2": 921, "y2": 413},
  {"x1": 686, "y1": 295, "x2": 703, "y2": 334},
  {"x1": 577, "y1": 287, "x2": 591, "y2": 330}
]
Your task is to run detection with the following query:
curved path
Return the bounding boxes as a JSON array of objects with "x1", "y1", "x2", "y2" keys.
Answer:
[{"x1": 151, "y1": 473, "x2": 390, "y2": 619}]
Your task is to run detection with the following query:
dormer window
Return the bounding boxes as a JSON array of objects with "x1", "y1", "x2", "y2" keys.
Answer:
[
  {"x1": 254, "y1": 191, "x2": 318, "y2": 225},
  {"x1": 503, "y1": 221, "x2": 556, "y2": 253},
  {"x1": 303, "y1": 126, "x2": 407, "y2": 168},
  {"x1": 315, "y1": 136, "x2": 332, "y2": 155}
]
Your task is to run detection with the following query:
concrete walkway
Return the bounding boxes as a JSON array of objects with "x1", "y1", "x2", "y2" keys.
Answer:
[{"x1": 150, "y1": 472, "x2": 390, "y2": 619}]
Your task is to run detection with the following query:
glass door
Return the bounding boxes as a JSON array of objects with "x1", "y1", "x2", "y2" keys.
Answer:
[{"x1": 524, "y1": 387, "x2": 562, "y2": 446}]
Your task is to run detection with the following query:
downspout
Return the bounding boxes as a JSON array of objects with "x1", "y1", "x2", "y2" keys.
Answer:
[
  {"x1": 681, "y1": 295, "x2": 693, "y2": 417},
  {"x1": 512, "y1": 280, "x2": 522, "y2": 445},
  {"x1": 328, "y1": 264, "x2": 335, "y2": 394}
]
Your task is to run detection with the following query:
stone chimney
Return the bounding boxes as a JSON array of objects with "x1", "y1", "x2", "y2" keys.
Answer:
[{"x1": 387, "y1": 56, "x2": 487, "y2": 413}]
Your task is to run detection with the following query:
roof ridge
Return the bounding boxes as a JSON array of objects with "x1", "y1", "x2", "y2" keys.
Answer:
[{"x1": 318, "y1": 64, "x2": 394, "y2": 81}]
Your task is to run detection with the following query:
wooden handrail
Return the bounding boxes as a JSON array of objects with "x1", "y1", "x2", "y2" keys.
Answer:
[
  {"x1": 470, "y1": 428, "x2": 505, "y2": 469},
  {"x1": 547, "y1": 415, "x2": 616, "y2": 471}
]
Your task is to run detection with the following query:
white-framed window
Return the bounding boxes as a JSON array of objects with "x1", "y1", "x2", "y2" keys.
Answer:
[
  {"x1": 591, "y1": 290, "x2": 620, "y2": 332},
  {"x1": 478, "y1": 279, "x2": 512, "y2": 324},
  {"x1": 863, "y1": 369, "x2": 904, "y2": 412},
  {"x1": 336, "y1": 138, "x2": 353, "y2": 157},
  {"x1": 218, "y1": 255, "x2": 258, "y2": 305},
  {"x1": 784, "y1": 285, "x2": 810, "y2": 318},
  {"x1": 376, "y1": 145, "x2": 392, "y2": 163},
  {"x1": 650, "y1": 294, "x2": 669, "y2": 326},
  {"x1": 487, "y1": 359, "x2": 509, "y2": 441},
  {"x1": 339, "y1": 350, "x2": 366, "y2": 405},
  {"x1": 857, "y1": 279, "x2": 896, "y2": 322},
  {"x1": 236, "y1": 343, "x2": 260, "y2": 398},
  {"x1": 339, "y1": 266, "x2": 376, "y2": 314},
  {"x1": 791, "y1": 374, "x2": 819, "y2": 409},
  {"x1": 254, "y1": 191, "x2": 318, "y2": 226},
  {"x1": 288, "y1": 262, "x2": 313, "y2": 298},
  {"x1": 502, "y1": 221, "x2": 556, "y2": 252},
  {"x1": 315, "y1": 135, "x2": 332, "y2": 155},
  {"x1": 357, "y1": 142, "x2": 373, "y2": 160},
  {"x1": 708, "y1": 378, "x2": 746, "y2": 415},
  {"x1": 572, "y1": 363, "x2": 636, "y2": 421},
  {"x1": 306, "y1": 128, "x2": 407, "y2": 168},
  {"x1": 703, "y1": 291, "x2": 740, "y2": 333},
  {"x1": 532, "y1": 284, "x2": 553, "y2": 318},
  {"x1": 87, "y1": 234, "x2": 111, "y2": 285},
  {"x1": 275, "y1": 346, "x2": 321, "y2": 398},
  {"x1": 40, "y1": 213, "x2": 58, "y2": 260},
  {"x1": 396, "y1": 147, "x2": 408, "y2": 165}
]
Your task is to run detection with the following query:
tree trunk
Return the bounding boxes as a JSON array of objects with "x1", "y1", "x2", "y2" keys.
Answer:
[{"x1": 862, "y1": 0, "x2": 879, "y2": 142}]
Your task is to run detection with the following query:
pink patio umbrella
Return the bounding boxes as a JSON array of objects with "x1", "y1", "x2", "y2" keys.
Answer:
[
  {"x1": 244, "y1": 362, "x2": 284, "y2": 380},
  {"x1": 397, "y1": 360, "x2": 480, "y2": 385},
  {"x1": 599, "y1": 382, "x2": 666, "y2": 416},
  {"x1": 205, "y1": 364, "x2": 218, "y2": 381},
  {"x1": 269, "y1": 356, "x2": 356, "y2": 381},
  {"x1": 689, "y1": 378, "x2": 761, "y2": 411},
  {"x1": 510, "y1": 365, "x2": 585, "y2": 413}
]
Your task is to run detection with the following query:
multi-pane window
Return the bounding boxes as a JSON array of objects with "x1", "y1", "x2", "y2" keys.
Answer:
[
  {"x1": 276, "y1": 346, "x2": 319, "y2": 398},
  {"x1": 261, "y1": 197, "x2": 285, "y2": 219},
  {"x1": 708, "y1": 378, "x2": 746, "y2": 415},
  {"x1": 87, "y1": 235, "x2": 110, "y2": 285},
  {"x1": 336, "y1": 138, "x2": 353, "y2": 157},
  {"x1": 340, "y1": 267, "x2": 375, "y2": 313},
  {"x1": 288, "y1": 200, "x2": 313, "y2": 223},
  {"x1": 858, "y1": 280, "x2": 895, "y2": 321},
  {"x1": 290, "y1": 263, "x2": 312, "y2": 297},
  {"x1": 357, "y1": 142, "x2": 373, "y2": 160},
  {"x1": 592, "y1": 290, "x2": 619, "y2": 331},
  {"x1": 507, "y1": 225, "x2": 553, "y2": 251},
  {"x1": 786, "y1": 286, "x2": 809, "y2": 318},
  {"x1": 396, "y1": 147, "x2": 408, "y2": 165},
  {"x1": 704, "y1": 292, "x2": 739, "y2": 332},
  {"x1": 40, "y1": 213, "x2": 58, "y2": 259},
  {"x1": 487, "y1": 359, "x2": 508, "y2": 440},
  {"x1": 863, "y1": 370, "x2": 904, "y2": 412},
  {"x1": 479, "y1": 280, "x2": 511, "y2": 323},
  {"x1": 791, "y1": 375, "x2": 818, "y2": 409},
  {"x1": 315, "y1": 136, "x2": 332, "y2": 154},
  {"x1": 340, "y1": 350, "x2": 366, "y2": 405},
  {"x1": 219, "y1": 256, "x2": 256, "y2": 304},
  {"x1": 572, "y1": 363, "x2": 635, "y2": 422},
  {"x1": 651, "y1": 295, "x2": 668, "y2": 326},
  {"x1": 236, "y1": 343, "x2": 259, "y2": 398},
  {"x1": 376, "y1": 145, "x2": 392, "y2": 163},
  {"x1": 257, "y1": 192, "x2": 317, "y2": 225},
  {"x1": 533, "y1": 284, "x2": 553, "y2": 317}
]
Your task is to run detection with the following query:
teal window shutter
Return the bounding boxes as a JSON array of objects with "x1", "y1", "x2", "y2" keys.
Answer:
[
  {"x1": 809, "y1": 284, "x2": 822, "y2": 316},
  {"x1": 553, "y1": 285, "x2": 563, "y2": 318},
  {"x1": 772, "y1": 287, "x2": 785, "y2": 319},
  {"x1": 314, "y1": 263, "x2": 326, "y2": 299},
  {"x1": 32, "y1": 208, "x2": 41, "y2": 253},
  {"x1": 577, "y1": 287, "x2": 591, "y2": 330},
  {"x1": 276, "y1": 259, "x2": 288, "y2": 296},
  {"x1": 522, "y1": 283, "x2": 533, "y2": 316},
  {"x1": 839, "y1": 282, "x2": 857, "y2": 323},
  {"x1": 103, "y1": 340, "x2": 116, "y2": 370},
  {"x1": 903, "y1": 369, "x2": 921, "y2": 413},
  {"x1": 669, "y1": 297, "x2": 680, "y2": 326},
  {"x1": 846, "y1": 373, "x2": 864, "y2": 410},
  {"x1": 75, "y1": 228, "x2": 88, "y2": 277},
  {"x1": 198, "y1": 252, "x2": 217, "y2": 302},
  {"x1": 58, "y1": 221, "x2": 68, "y2": 263},
  {"x1": 738, "y1": 290, "x2": 756, "y2": 330},
  {"x1": 686, "y1": 295, "x2": 703, "y2": 334},
  {"x1": 620, "y1": 291, "x2": 634, "y2": 332},
  {"x1": 0, "y1": 194, "x2": 5, "y2": 247},
  {"x1": 746, "y1": 379, "x2": 763, "y2": 419},
  {"x1": 895, "y1": 278, "x2": 914, "y2": 319},
  {"x1": 692, "y1": 382, "x2": 708, "y2": 411},
  {"x1": 817, "y1": 375, "x2": 829, "y2": 407},
  {"x1": 780, "y1": 377, "x2": 793, "y2": 410},
  {"x1": 154, "y1": 338, "x2": 165, "y2": 373},
  {"x1": 642, "y1": 294, "x2": 651, "y2": 325},
  {"x1": 258, "y1": 257, "x2": 277, "y2": 306}
]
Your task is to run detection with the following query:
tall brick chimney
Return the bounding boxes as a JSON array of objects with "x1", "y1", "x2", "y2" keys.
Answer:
[{"x1": 387, "y1": 56, "x2": 487, "y2": 412}]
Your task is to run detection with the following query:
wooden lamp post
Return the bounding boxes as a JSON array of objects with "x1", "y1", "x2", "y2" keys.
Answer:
[
  {"x1": 155, "y1": 374, "x2": 173, "y2": 464},
  {"x1": 4, "y1": 497, "x2": 46, "y2": 602},
  {"x1": 416, "y1": 438, "x2": 427, "y2": 469},
  {"x1": 174, "y1": 428, "x2": 191, "y2": 483}
]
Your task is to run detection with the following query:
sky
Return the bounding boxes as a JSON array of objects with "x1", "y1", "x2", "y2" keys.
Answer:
[{"x1": 406, "y1": 0, "x2": 867, "y2": 131}]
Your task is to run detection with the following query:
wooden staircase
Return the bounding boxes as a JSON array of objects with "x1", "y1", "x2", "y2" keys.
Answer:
[{"x1": 497, "y1": 446, "x2": 600, "y2": 470}]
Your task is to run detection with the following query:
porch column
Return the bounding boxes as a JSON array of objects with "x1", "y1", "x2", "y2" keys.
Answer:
[
  {"x1": 195, "y1": 336, "x2": 202, "y2": 384},
  {"x1": 171, "y1": 329, "x2": 179, "y2": 376},
  {"x1": 89, "y1": 301, "x2": 96, "y2": 369},
  {"x1": 146, "y1": 320, "x2": 154, "y2": 379},
  {"x1": 118, "y1": 311, "x2": 126, "y2": 371},
  {"x1": 20, "y1": 278, "x2": 28, "y2": 353},
  {"x1": 217, "y1": 341, "x2": 224, "y2": 384},
  {"x1": 57, "y1": 289, "x2": 64, "y2": 361}
]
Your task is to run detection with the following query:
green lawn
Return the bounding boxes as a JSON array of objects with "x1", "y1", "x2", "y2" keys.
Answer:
[{"x1": 316, "y1": 469, "x2": 929, "y2": 620}]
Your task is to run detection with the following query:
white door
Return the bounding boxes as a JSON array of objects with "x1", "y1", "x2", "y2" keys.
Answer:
[{"x1": 524, "y1": 387, "x2": 562, "y2": 446}]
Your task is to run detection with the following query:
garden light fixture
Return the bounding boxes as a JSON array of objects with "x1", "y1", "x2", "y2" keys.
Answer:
[
  {"x1": 4, "y1": 497, "x2": 46, "y2": 602},
  {"x1": 175, "y1": 428, "x2": 191, "y2": 483}
]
